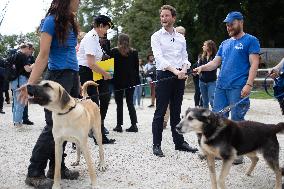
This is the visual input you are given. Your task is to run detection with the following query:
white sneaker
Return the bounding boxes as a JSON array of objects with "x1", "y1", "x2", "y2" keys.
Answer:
[{"x1": 138, "y1": 106, "x2": 143, "y2": 110}]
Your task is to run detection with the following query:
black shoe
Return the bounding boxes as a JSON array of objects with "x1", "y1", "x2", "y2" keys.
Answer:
[
  {"x1": 113, "y1": 125, "x2": 123, "y2": 132},
  {"x1": 25, "y1": 175, "x2": 53, "y2": 189},
  {"x1": 102, "y1": 137, "x2": 116, "y2": 144},
  {"x1": 153, "y1": 145, "x2": 165, "y2": 157},
  {"x1": 126, "y1": 125, "x2": 138, "y2": 132},
  {"x1": 23, "y1": 120, "x2": 34, "y2": 125},
  {"x1": 103, "y1": 126, "x2": 109, "y2": 135},
  {"x1": 148, "y1": 104, "x2": 154, "y2": 108},
  {"x1": 46, "y1": 166, "x2": 79, "y2": 180},
  {"x1": 94, "y1": 136, "x2": 116, "y2": 145},
  {"x1": 0, "y1": 110, "x2": 5, "y2": 114},
  {"x1": 281, "y1": 167, "x2": 284, "y2": 176},
  {"x1": 175, "y1": 142, "x2": 198, "y2": 153}
]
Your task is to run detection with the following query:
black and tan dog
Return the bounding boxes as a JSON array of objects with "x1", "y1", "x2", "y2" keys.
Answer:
[
  {"x1": 176, "y1": 108, "x2": 284, "y2": 189},
  {"x1": 27, "y1": 80, "x2": 105, "y2": 189}
]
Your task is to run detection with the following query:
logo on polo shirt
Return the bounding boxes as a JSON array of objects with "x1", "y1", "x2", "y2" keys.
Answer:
[{"x1": 235, "y1": 43, "x2": 243, "y2": 50}]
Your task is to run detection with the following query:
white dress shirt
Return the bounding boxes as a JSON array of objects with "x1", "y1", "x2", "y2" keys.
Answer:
[
  {"x1": 77, "y1": 29, "x2": 103, "y2": 67},
  {"x1": 151, "y1": 27, "x2": 191, "y2": 71}
]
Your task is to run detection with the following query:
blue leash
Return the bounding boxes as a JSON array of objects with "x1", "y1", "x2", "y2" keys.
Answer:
[{"x1": 218, "y1": 95, "x2": 250, "y2": 115}]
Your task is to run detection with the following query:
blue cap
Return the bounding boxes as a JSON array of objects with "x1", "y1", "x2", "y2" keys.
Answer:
[{"x1": 223, "y1": 11, "x2": 244, "y2": 23}]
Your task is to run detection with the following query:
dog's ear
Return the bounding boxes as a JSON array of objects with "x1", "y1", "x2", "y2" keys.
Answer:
[{"x1": 59, "y1": 88, "x2": 71, "y2": 109}]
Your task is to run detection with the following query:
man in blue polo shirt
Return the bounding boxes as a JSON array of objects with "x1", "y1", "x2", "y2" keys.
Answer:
[{"x1": 194, "y1": 11, "x2": 260, "y2": 164}]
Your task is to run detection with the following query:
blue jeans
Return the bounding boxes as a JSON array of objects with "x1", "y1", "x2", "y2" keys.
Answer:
[
  {"x1": 133, "y1": 85, "x2": 142, "y2": 106},
  {"x1": 213, "y1": 87, "x2": 250, "y2": 121},
  {"x1": 11, "y1": 75, "x2": 28, "y2": 124},
  {"x1": 199, "y1": 80, "x2": 216, "y2": 109}
]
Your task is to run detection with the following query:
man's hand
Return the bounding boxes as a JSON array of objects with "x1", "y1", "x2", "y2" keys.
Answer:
[
  {"x1": 241, "y1": 84, "x2": 252, "y2": 98},
  {"x1": 103, "y1": 72, "x2": 112, "y2": 80},
  {"x1": 17, "y1": 84, "x2": 29, "y2": 105},
  {"x1": 175, "y1": 69, "x2": 187, "y2": 80},
  {"x1": 268, "y1": 68, "x2": 280, "y2": 79},
  {"x1": 193, "y1": 66, "x2": 203, "y2": 75}
]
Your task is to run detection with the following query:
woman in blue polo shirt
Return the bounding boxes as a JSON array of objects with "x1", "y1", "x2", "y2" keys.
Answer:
[{"x1": 19, "y1": 0, "x2": 81, "y2": 188}]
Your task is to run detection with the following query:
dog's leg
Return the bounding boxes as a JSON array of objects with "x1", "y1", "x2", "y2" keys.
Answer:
[
  {"x1": 218, "y1": 158, "x2": 234, "y2": 189},
  {"x1": 265, "y1": 159, "x2": 281, "y2": 189},
  {"x1": 245, "y1": 152, "x2": 259, "y2": 176},
  {"x1": 263, "y1": 139, "x2": 281, "y2": 189},
  {"x1": 81, "y1": 140, "x2": 97, "y2": 188},
  {"x1": 52, "y1": 137, "x2": 63, "y2": 189},
  {"x1": 71, "y1": 144, "x2": 80, "y2": 166},
  {"x1": 206, "y1": 155, "x2": 217, "y2": 189},
  {"x1": 92, "y1": 110, "x2": 106, "y2": 171}
]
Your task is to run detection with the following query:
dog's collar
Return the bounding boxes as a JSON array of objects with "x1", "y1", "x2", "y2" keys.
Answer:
[{"x1": 58, "y1": 104, "x2": 77, "y2": 115}]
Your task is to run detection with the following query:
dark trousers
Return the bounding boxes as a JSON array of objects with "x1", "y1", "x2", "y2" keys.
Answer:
[
  {"x1": 114, "y1": 88, "x2": 137, "y2": 126},
  {"x1": 4, "y1": 90, "x2": 10, "y2": 102},
  {"x1": 193, "y1": 76, "x2": 202, "y2": 107},
  {"x1": 152, "y1": 70, "x2": 185, "y2": 146},
  {"x1": 28, "y1": 69, "x2": 80, "y2": 177},
  {"x1": 0, "y1": 78, "x2": 3, "y2": 110},
  {"x1": 23, "y1": 105, "x2": 29, "y2": 121},
  {"x1": 79, "y1": 66, "x2": 111, "y2": 132}
]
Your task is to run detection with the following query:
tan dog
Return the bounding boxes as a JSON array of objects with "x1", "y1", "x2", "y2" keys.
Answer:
[{"x1": 27, "y1": 80, "x2": 105, "y2": 189}]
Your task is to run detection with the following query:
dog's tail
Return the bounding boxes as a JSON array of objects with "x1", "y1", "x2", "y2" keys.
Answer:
[
  {"x1": 81, "y1": 81, "x2": 99, "y2": 98},
  {"x1": 275, "y1": 122, "x2": 284, "y2": 134}
]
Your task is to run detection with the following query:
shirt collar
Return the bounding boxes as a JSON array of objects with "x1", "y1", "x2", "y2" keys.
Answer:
[
  {"x1": 161, "y1": 27, "x2": 176, "y2": 35},
  {"x1": 91, "y1": 28, "x2": 99, "y2": 40}
]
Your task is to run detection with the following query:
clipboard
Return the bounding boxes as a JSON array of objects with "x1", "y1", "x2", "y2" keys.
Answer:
[{"x1": 93, "y1": 58, "x2": 114, "y2": 81}]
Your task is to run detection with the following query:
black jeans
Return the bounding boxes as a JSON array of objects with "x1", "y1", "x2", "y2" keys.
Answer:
[
  {"x1": 27, "y1": 69, "x2": 80, "y2": 177},
  {"x1": 23, "y1": 105, "x2": 29, "y2": 121},
  {"x1": 0, "y1": 77, "x2": 3, "y2": 110},
  {"x1": 193, "y1": 76, "x2": 202, "y2": 107},
  {"x1": 79, "y1": 66, "x2": 111, "y2": 129},
  {"x1": 114, "y1": 87, "x2": 137, "y2": 126},
  {"x1": 152, "y1": 70, "x2": 185, "y2": 146}
]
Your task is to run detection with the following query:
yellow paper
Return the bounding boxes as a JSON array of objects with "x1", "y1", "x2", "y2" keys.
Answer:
[{"x1": 93, "y1": 58, "x2": 114, "y2": 81}]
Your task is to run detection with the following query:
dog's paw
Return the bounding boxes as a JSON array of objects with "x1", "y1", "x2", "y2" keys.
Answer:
[
  {"x1": 245, "y1": 172, "x2": 252, "y2": 177},
  {"x1": 71, "y1": 161, "x2": 79, "y2": 166},
  {"x1": 91, "y1": 183, "x2": 100, "y2": 189},
  {"x1": 98, "y1": 163, "x2": 107, "y2": 172},
  {"x1": 52, "y1": 184, "x2": 61, "y2": 189}
]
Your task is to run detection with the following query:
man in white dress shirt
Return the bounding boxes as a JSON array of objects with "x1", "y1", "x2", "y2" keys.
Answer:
[{"x1": 151, "y1": 5, "x2": 198, "y2": 157}]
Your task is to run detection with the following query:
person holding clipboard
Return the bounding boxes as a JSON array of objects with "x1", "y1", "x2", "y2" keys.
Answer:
[{"x1": 77, "y1": 15, "x2": 115, "y2": 144}]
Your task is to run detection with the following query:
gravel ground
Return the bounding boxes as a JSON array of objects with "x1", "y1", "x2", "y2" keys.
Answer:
[{"x1": 0, "y1": 93, "x2": 284, "y2": 189}]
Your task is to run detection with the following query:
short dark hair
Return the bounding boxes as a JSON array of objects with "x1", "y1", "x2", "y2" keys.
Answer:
[
  {"x1": 147, "y1": 54, "x2": 154, "y2": 60},
  {"x1": 93, "y1": 15, "x2": 113, "y2": 28},
  {"x1": 160, "y1": 5, "x2": 176, "y2": 17}
]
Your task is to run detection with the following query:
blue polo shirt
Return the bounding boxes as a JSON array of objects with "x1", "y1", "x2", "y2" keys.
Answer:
[
  {"x1": 40, "y1": 15, "x2": 78, "y2": 71},
  {"x1": 216, "y1": 33, "x2": 260, "y2": 89}
]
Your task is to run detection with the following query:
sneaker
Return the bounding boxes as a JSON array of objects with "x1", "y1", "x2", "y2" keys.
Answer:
[
  {"x1": 125, "y1": 125, "x2": 138, "y2": 132},
  {"x1": 113, "y1": 125, "x2": 123, "y2": 132},
  {"x1": 14, "y1": 123, "x2": 23, "y2": 128},
  {"x1": 23, "y1": 120, "x2": 34, "y2": 125},
  {"x1": 148, "y1": 104, "x2": 154, "y2": 108},
  {"x1": 46, "y1": 166, "x2": 79, "y2": 180},
  {"x1": 0, "y1": 109, "x2": 5, "y2": 114},
  {"x1": 233, "y1": 156, "x2": 244, "y2": 165},
  {"x1": 25, "y1": 175, "x2": 53, "y2": 189}
]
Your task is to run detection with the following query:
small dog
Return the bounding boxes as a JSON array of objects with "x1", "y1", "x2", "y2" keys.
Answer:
[
  {"x1": 27, "y1": 80, "x2": 105, "y2": 189},
  {"x1": 176, "y1": 108, "x2": 284, "y2": 189}
]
